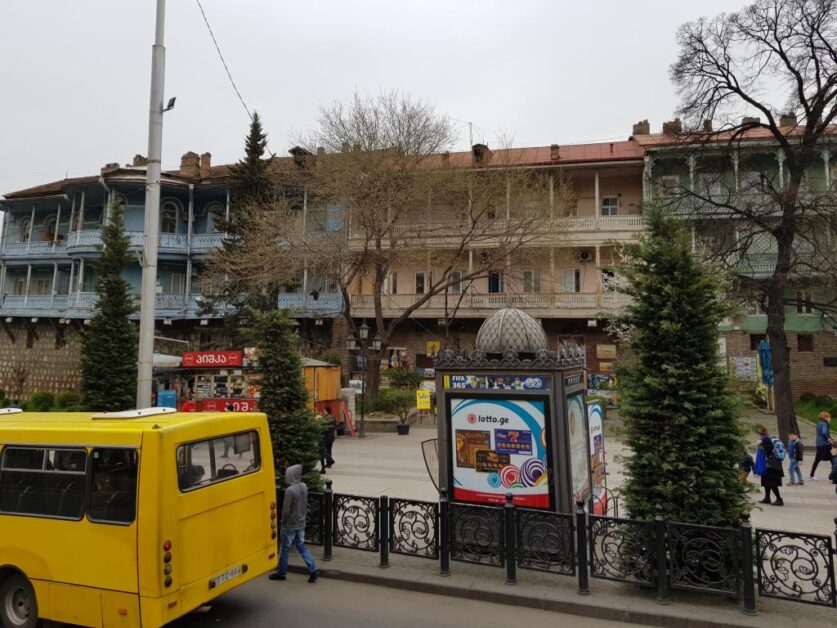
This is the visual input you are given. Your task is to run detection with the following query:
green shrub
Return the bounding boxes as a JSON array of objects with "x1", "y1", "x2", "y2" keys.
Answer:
[
  {"x1": 0, "y1": 389, "x2": 5, "y2": 401},
  {"x1": 318, "y1": 351, "x2": 342, "y2": 366},
  {"x1": 387, "y1": 368, "x2": 424, "y2": 390},
  {"x1": 799, "y1": 392, "x2": 817, "y2": 404},
  {"x1": 56, "y1": 392, "x2": 82, "y2": 409},
  {"x1": 377, "y1": 388, "x2": 416, "y2": 424},
  {"x1": 29, "y1": 392, "x2": 55, "y2": 410},
  {"x1": 815, "y1": 395, "x2": 832, "y2": 406}
]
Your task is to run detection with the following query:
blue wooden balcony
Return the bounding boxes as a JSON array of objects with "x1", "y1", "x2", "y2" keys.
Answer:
[
  {"x1": 277, "y1": 292, "x2": 344, "y2": 317},
  {"x1": 0, "y1": 293, "x2": 232, "y2": 320}
]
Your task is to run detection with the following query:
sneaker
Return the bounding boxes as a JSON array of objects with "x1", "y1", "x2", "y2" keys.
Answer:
[
  {"x1": 308, "y1": 570, "x2": 320, "y2": 583},
  {"x1": 268, "y1": 573, "x2": 286, "y2": 581},
  {"x1": 809, "y1": 476, "x2": 819, "y2": 481},
  {"x1": 758, "y1": 498, "x2": 771, "y2": 504},
  {"x1": 773, "y1": 498, "x2": 784, "y2": 506}
]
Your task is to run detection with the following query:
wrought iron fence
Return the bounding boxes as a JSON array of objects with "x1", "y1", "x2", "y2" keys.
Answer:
[
  {"x1": 275, "y1": 482, "x2": 837, "y2": 613},
  {"x1": 389, "y1": 498, "x2": 439, "y2": 559},
  {"x1": 588, "y1": 515, "x2": 654, "y2": 585},
  {"x1": 667, "y1": 521, "x2": 741, "y2": 597},
  {"x1": 332, "y1": 493, "x2": 379, "y2": 552},
  {"x1": 449, "y1": 502, "x2": 505, "y2": 567},
  {"x1": 756, "y1": 528, "x2": 836, "y2": 607},
  {"x1": 515, "y1": 508, "x2": 575, "y2": 575}
]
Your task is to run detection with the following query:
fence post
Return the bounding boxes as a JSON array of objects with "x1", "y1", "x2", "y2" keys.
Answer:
[
  {"x1": 439, "y1": 488, "x2": 450, "y2": 576},
  {"x1": 504, "y1": 493, "x2": 517, "y2": 585},
  {"x1": 575, "y1": 500, "x2": 590, "y2": 595},
  {"x1": 654, "y1": 506, "x2": 670, "y2": 605},
  {"x1": 323, "y1": 480, "x2": 333, "y2": 562},
  {"x1": 740, "y1": 513, "x2": 757, "y2": 616},
  {"x1": 380, "y1": 495, "x2": 390, "y2": 568}
]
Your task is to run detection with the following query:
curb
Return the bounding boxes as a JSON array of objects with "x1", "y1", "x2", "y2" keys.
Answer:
[{"x1": 287, "y1": 565, "x2": 758, "y2": 628}]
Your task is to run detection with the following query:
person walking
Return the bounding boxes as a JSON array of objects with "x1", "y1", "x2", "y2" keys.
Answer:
[
  {"x1": 809, "y1": 412, "x2": 833, "y2": 480},
  {"x1": 269, "y1": 464, "x2": 320, "y2": 583},
  {"x1": 787, "y1": 433, "x2": 804, "y2": 486},
  {"x1": 323, "y1": 408, "x2": 337, "y2": 469},
  {"x1": 830, "y1": 443, "x2": 837, "y2": 497},
  {"x1": 757, "y1": 428, "x2": 784, "y2": 506}
]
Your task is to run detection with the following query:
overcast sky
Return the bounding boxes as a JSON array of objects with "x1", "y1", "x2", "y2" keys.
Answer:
[{"x1": 0, "y1": 0, "x2": 746, "y2": 195}]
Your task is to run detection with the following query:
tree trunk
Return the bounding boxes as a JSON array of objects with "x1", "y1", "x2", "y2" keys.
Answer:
[
  {"x1": 364, "y1": 346, "x2": 384, "y2": 402},
  {"x1": 765, "y1": 287, "x2": 799, "y2": 442}
]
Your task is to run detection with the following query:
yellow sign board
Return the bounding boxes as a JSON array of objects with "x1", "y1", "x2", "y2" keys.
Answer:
[
  {"x1": 596, "y1": 344, "x2": 617, "y2": 359},
  {"x1": 426, "y1": 340, "x2": 442, "y2": 356},
  {"x1": 416, "y1": 390, "x2": 432, "y2": 410}
]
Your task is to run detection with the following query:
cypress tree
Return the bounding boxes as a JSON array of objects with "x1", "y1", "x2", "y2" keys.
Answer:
[
  {"x1": 618, "y1": 208, "x2": 748, "y2": 527},
  {"x1": 245, "y1": 309, "x2": 323, "y2": 490},
  {"x1": 80, "y1": 202, "x2": 138, "y2": 411}
]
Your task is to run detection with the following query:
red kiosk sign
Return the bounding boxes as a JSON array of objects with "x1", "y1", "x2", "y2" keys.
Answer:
[{"x1": 182, "y1": 351, "x2": 243, "y2": 368}]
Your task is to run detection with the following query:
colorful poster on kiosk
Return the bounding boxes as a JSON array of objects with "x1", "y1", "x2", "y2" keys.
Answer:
[
  {"x1": 450, "y1": 397, "x2": 551, "y2": 509},
  {"x1": 567, "y1": 392, "x2": 592, "y2": 503}
]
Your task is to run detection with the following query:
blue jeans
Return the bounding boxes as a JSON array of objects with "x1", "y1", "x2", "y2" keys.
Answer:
[
  {"x1": 789, "y1": 459, "x2": 804, "y2": 484},
  {"x1": 278, "y1": 527, "x2": 317, "y2": 576}
]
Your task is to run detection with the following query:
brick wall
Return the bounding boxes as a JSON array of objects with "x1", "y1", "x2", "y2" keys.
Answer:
[{"x1": 722, "y1": 330, "x2": 837, "y2": 397}]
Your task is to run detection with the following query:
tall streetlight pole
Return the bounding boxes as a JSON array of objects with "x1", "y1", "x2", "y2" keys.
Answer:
[{"x1": 137, "y1": 0, "x2": 167, "y2": 407}]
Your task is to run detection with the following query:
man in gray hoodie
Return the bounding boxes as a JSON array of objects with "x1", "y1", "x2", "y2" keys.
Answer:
[{"x1": 269, "y1": 464, "x2": 320, "y2": 582}]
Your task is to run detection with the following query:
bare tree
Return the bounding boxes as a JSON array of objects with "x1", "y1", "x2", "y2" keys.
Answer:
[
  {"x1": 667, "y1": 0, "x2": 837, "y2": 439},
  {"x1": 211, "y1": 92, "x2": 570, "y2": 398}
]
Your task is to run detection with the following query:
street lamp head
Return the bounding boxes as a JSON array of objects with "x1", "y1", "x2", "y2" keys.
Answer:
[
  {"x1": 346, "y1": 336, "x2": 357, "y2": 351},
  {"x1": 359, "y1": 320, "x2": 369, "y2": 340},
  {"x1": 163, "y1": 96, "x2": 176, "y2": 112},
  {"x1": 371, "y1": 333, "x2": 382, "y2": 351}
]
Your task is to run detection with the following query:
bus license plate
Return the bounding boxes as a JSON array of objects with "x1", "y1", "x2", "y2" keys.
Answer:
[{"x1": 212, "y1": 566, "x2": 242, "y2": 587}]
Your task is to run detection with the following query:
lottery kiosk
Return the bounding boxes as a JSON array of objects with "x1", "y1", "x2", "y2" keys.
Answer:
[{"x1": 435, "y1": 308, "x2": 594, "y2": 514}]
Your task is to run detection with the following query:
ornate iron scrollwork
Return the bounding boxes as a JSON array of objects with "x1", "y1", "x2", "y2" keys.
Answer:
[
  {"x1": 390, "y1": 498, "x2": 439, "y2": 559},
  {"x1": 589, "y1": 515, "x2": 654, "y2": 584},
  {"x1": 668, "y1": 523, "x2": 740, "y2": 595},
  {"x1": 516, "y1": 509, "x2": 575, "y2": 575},
  {"x1": 756, "y1": 529, "x2": 836, "y2": 606},
  {"x1": 333, "y1": 494, "x2": 379, "y2": 552},
  {"x1": 304, "y1": 492, "x2": 325, "y2": 545},
  {"x1": 450, "y1": 503, "x2": 504, "y2": 567}
]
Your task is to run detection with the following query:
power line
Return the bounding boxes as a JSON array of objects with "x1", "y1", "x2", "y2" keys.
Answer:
[{"x1": 195, "y1": 0, "x2": 252, "y2": 120}]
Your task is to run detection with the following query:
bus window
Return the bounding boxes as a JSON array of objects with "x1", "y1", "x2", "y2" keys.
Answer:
[
  {"x1": 0, "y1": 447, "x2": 87, "y2": 519},
  {"x1": 89, "y1": 449, "x2": 138, "y2": 524},
  {"x1": 177, "y1": 431, "x2": 260, "y2": 492}
]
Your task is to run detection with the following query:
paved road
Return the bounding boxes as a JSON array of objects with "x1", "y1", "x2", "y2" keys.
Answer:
[{"x1": 169, "y1": 576, "x2": 639, "y2": 628}]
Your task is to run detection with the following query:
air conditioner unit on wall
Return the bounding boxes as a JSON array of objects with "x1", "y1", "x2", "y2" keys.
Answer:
[{"x1": 578, "y1": 249, "x2": 593, "y2": 263}]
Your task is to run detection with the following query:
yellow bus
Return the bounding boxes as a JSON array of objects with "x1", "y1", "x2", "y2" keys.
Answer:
[{"x1": 0, "y1": 408, "x2": 277, "y2": 628}]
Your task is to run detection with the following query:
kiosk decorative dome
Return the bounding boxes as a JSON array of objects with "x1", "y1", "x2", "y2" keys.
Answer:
[{"x1": 475, "y1": 308, "x2": 548, "y2": 354}]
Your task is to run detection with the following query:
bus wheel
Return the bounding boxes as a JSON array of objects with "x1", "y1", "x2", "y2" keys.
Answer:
[{"x1": 0, "y1": 573, "x2": 38, "y2": 628}]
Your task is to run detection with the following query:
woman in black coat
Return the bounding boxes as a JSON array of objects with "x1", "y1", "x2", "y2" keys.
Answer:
[{"x1": 759, "y1": 433, "x2": 784, "y2": 506}]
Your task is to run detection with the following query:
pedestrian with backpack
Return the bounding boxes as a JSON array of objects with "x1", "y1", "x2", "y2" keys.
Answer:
[
  {"x1": 809, "y1": 412, "x2": 833, "y2": 480},
  {"x1": 757, "y1": 428, "x2": 785, "y2": 506},
  {"x1": 787, "y1": 433, "x2": 804, "y2": 486}
]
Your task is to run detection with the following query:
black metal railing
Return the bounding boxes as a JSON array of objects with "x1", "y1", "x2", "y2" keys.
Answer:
[{"x1": 275, "y1": 482, "x2": 837, "y2": 613}]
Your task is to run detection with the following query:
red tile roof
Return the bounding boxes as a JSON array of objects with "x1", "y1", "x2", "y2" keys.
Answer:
[{"x1": 632, "y1": 125, "x2": 837, "y2": 148}]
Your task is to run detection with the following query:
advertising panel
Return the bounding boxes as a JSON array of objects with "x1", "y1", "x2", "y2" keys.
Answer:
[
  {"x1": 443, "y1": 374, "x2": 547, "y2": 391},
  {"x1": 450, "y1": 397, "x2": 551, "y2": 508},
  {"x1": 567, "y1": 392, "x2": 591, "y2": 503},
  {"x1": 587, "y1": 401, "x2": 606, "y2": 513},
  {"x1": 200, "y1": 398, "x2": 258, "y2": 412},
  {"x1": 182, "y1": 351, "x2": 243, "y2": 368}
]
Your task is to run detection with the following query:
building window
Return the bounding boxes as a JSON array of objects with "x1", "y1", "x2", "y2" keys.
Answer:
[
  {"x1": 14, "y1": 278, "x2": 26, "y2": 295},
  {"x1": 169, "y1": 273, "x2": 185, "y2": 295},
  {"x1": 18, "y1": 218, "x2": 30, "y2": 243},
  {"x1": 326, "y1": 277, "x2": 339, "y2": 294},
  {"x1": 600, "y1": 196, "x2": 619, "y2": 216},
  {"x1": 797, "y1": 334, "x2": 814, "y2": 352},
  {"x1": 415, "y1": 272, "x2": 428, "y2": 295},
  {"x1": 43, "y1": 214, "x2": 57, "y2": 238},
  {"x1": 562, "y1": 269, "x2": 581, "y2": 293},
  {"x1": 750, "y1": 334, "x2": 767, "y2": 351},
  {"x1": 488, "y1": 270, "x2": 503, "y2": 294},
  {"x1": 522, "y1": 269, "x2": 541, "y2": 293},
  {"x1": 449, "y1": 271, "x2": 464, "y2": 295},
  {"x1": 659, "y1": 175, "x2": 680, "y2": 196},
  {"x1": 205, "y1": 202, "x2": 225, "y2": 233},
  {"x1": 796, "y1": 291, "x2": 814, "y2": 314},
  {"x1": 746, "y1": 299, "x2": 764, "y2": 316},
  {"x1": 34, "y1": 278, "x2": 50, "y2": 296},
  {"x1": 384, "y1": 272, "x2": 397, "y2": 295},
  {"x1": 740, "y1": 172, "x2": 768, "y2": 193},
  {"x1": 161, "y1": 200, "x2": 181, "y2": 234}
]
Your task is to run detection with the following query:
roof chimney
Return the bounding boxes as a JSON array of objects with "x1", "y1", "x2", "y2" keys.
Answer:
[
  {"x1": 472, "y1": 143, "x2": 491, "y2": 164},
  {"x1": 199, "y1": 152, "x2": 212, "y2": 178},
  {"x1": 101, "y1": 162, "x2": 120, "y2": 175},
  {"x1": 632, "y1": 120, "x2": 650, "y2": 136},
  {"x1": 132, "y1": 154, "x2": 148, "y2": 167},
  {"x1": 662, "y1": 118, "x2": 683, "y2": 136},
  {"x1": 702, "y1": 120, "x2": 713, "y2": 133},
  {"x1": 289, "y1": 146, "x2": 313, "y2": 169},
  {"x1": 341, "y1": 142, "x2": 351, "y2": 153},
  {"x1": 180, "y1": 151, "x2": 200, "y2": 178},
  {"x1": 742, "y1": 116, "x2": 761, "y2": 126},
  {"x1": 441, "y1": 151, "x2": 451, "y2": 165},
  {"x1": 550, "y1": 144, "x2": 560, "y2": 160},
  {"x1": 779, "y1": 113, "x2": 798, "y2": 128}
]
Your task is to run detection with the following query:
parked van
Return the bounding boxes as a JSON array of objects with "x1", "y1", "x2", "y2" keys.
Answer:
[{"x1": 0, "y1": 408, "x2": 277, "y2": 627}]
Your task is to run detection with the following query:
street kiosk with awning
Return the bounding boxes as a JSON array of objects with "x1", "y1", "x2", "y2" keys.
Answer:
[{"x1": 434, "y1": 308, "x2": 594, "y2": 514}]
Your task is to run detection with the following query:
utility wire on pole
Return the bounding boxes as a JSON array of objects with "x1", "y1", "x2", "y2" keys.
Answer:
[{"x1": 137, "y1": 0, "x2": 167, "y2": 407}]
